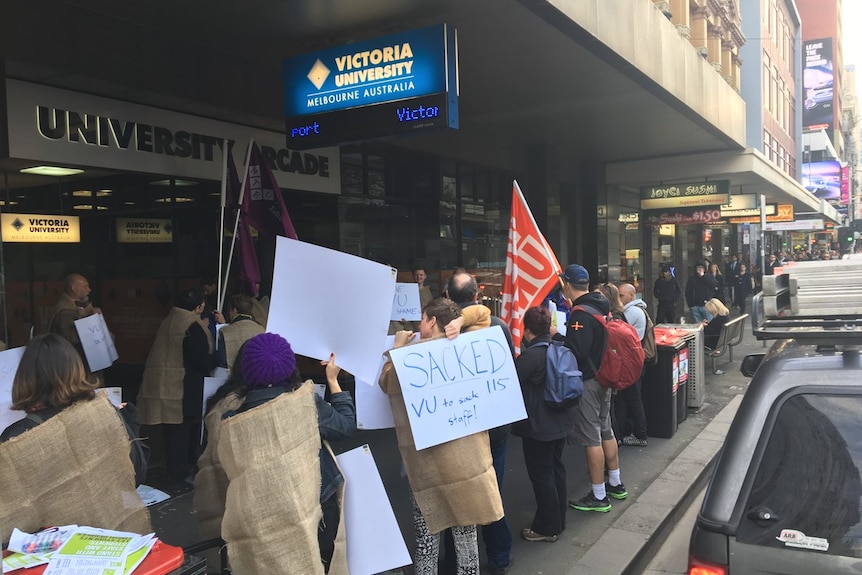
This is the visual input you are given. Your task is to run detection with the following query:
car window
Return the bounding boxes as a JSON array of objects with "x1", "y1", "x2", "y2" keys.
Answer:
[{"x1": 737, "y1": 394, "x2": 862, "y2": 558}]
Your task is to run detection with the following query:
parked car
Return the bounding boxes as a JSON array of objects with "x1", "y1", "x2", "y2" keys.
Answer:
[{"x1": 688, "y1": 263, "x2": 862, "y2": 575}]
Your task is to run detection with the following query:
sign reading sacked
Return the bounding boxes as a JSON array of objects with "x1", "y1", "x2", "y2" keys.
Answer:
[
  {"x1": 387, "y1": 325, "x2": 525, "y2": 450},
  {"x1": 1, "y1": 213, "x2": 80, "y2": 243},
  {"x1": 641, "y1": 180, "x2": 730, "y2": 210},
  {"x1": 116, "y1": 218, "x2": 173, "y2": 243}
]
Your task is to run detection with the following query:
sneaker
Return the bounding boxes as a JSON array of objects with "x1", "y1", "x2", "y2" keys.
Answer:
[
  {"x1": 569, "y1": 491, "x2": 612, "y2": 512},
  {"x1": 605, "y1": 482, "x2": 628, "y2": 500},
  {"x1": 620, "y1": 435, "x2": 648, "y2": 447},
  {"x1": 521, "y1": 528, "x2": 558, "y2": 543}
]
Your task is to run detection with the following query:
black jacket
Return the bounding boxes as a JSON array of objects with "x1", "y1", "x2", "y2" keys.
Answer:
[
  {"x1": 685, "y1": 273, "x2": 717, "y2": 308},
  {"x1": 511, "y1": 335, "x2": 574, "y2": 441},
  {"x1": 557, "y1": 292, "x2": 609, "y2": 381},
  {"x1": 653, "y1": 276, "x2": 682, "y2": 308},
  {"x1": 182, "y1": 322, "x2": 217, "y2": 418}
]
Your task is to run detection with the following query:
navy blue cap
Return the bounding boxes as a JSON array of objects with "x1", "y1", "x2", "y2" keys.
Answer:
[{"x1": 559, "y1": 264, "x2": 590, "y2": 286}]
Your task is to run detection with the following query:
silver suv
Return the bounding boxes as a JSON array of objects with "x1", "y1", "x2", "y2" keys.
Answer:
[{"x1": 688, "y1": 257, "x2": 862, "y2": 574}]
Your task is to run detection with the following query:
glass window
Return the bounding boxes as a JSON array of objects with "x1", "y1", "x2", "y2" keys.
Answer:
[{"x1": 737, "y1": 394, "x2": 862, "y2": 558}]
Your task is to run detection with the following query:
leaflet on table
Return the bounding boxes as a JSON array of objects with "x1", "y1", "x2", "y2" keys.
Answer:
[
  {"x1": 3, "y1": 551, "x2": 51, "y2": 573},
  {"x1": 43, "y1": 527, "x2": 155, "y2": 575},
  {"x1": 8, "y1": 525, "x2": 77, "y2": 555}
]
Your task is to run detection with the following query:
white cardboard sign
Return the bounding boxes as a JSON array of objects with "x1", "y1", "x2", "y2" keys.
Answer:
[
  {"x1": 387, "y1": 326, "x2": 525, "y2": 450},
  {"x1": 74, "y1": 314, "x2": 118, "y2": 371},
  {"x1": 267, "y1": 237, "x2": 397, "y2": 386},
  {"x1": 0, "y1": 346, "x2": 26, "y2": 433},
  {"x1": 390, "y1": 283, "x2": 422, "y2": 321},
  {"x1": 355, "y1": 336, "x2": 396, "y2": 430},
  {"x1": 336, "y1": 445, "x2": 411, "y2": 574}
]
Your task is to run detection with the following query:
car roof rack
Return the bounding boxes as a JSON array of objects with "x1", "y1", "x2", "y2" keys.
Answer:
[{"x1": 753, "y1": 257, "x2": 862, "y2": 341}]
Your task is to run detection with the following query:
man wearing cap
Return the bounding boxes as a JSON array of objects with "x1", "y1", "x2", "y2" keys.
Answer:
[
  {"x1": 556, "y1": 265, "x2": 627, "y2": 513},
  {"x1": 684, "y1": 261, "x2": 716, "y2": 324},
  {"x1": 652, "y1": 265, "x2": 681, "y2": 324}
]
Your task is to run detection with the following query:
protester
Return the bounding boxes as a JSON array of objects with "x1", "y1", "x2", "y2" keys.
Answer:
[
  {"x1": 685, "y1": 261, "x2": 716, "y2": 323},
  {"x1": 513, "y1": 306, "x2": 573, "y2": 543},
  {"x1": 556, "y1": 265, "x2": 627, "y2": 513},
  {"x1": 0, "y1": 333, "x2": 148, "y2": 483},
  {"x1": 0, "y1": 334, "x2": 151, "y2": 542},
  {"x1": 48, "y1": 273, "x2": 104, "y2": 383},
  {"x1": 616, "y1": 283, "x2": 649, "y2": 447},
  {"x1": 444, "y1": 272, "x2": 514, "y2": 574},
  {"x1": 193, "y1": 348, "x2": 249, "y2": 568},
  {"x1": 652, "y1": 264, "x2": 681, "y2": 324},
  {"x1": 703, "y1": 298, "x2": 731, "y2": 351},
  {"x1": 220, "y1": 333, "x2": 355, "y2": 575},
  {"x1": 137, "y1": 288, "x2": 216, "y2": 491},
  {"x1": 216, "y1": 294, "x2": 264, "y2": 370},
  {"x1": 380, "y1": 298, "x2": 503, "y2": 575}
]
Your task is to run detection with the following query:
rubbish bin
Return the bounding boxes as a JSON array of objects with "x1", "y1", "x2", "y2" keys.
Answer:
[{"x1": 642, "y1": 327, "x2": 694, "y2": 438}]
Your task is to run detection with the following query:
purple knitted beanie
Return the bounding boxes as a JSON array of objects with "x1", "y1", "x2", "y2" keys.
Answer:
[{"x1": 241, "y1": 333, "x2": 297, "y2": 388}]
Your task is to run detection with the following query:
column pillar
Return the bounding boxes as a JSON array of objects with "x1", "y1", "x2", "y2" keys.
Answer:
[{"x1": 690, "y1": 9, "x2": 708, "y2": 57}]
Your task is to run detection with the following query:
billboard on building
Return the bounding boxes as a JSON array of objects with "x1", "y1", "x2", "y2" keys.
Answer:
[
  {"x1": 802, "y1": 160, "x2": 842, "y2": 204},
  {"x1": 803, "y1": 38, "x2": 834, "y2": 132}
]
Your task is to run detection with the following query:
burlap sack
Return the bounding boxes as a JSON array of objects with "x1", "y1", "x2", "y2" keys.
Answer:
[
  {"x1": 0, "y1": 394, "x2": 151, "y2": 544},
  {"x1": 379, "y1": 358, "x2": 503, "y2": 534},
  {"x1": 193, "y1": 391, "x2": 245, "y2": 567},
  {"x1": 137, "y1": 307, "x2": 203, "y2": 425},
  {"x1": 218, "y1": 382, "x2": 324, "y2": 575}
]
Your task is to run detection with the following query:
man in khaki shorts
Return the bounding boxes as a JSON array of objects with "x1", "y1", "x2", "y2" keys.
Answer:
[{"x1": 557, "y1": 264, "x2": 627, "y2": 512}]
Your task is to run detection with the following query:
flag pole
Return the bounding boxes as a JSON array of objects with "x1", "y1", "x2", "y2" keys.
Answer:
[
  {"x1": 513, "y1": 180, "x2": 562, "y2": 277},
  {"x1": 217, "y1": 138, "x2": 229, "y2": 314},
  {"x1": 219, "y1": 137, "x2": 255, "y2": 312}
]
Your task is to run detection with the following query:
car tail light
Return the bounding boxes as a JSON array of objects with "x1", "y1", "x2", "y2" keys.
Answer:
[{"x1": 688, "y1": 555, "x2": 727, "y2": 575}]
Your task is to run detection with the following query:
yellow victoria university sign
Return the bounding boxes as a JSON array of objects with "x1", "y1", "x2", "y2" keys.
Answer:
[
  {"x1": 116, "y1": 218, "x2": 173, "y2": 243},
  {"x1": 1, "y1": 213, "x2": 80, "y2": 243}
]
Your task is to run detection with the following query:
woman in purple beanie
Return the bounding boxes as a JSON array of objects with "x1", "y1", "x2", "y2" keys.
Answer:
[{"x1": 224, "y1": 332, "x2": 356, "y2": 574}]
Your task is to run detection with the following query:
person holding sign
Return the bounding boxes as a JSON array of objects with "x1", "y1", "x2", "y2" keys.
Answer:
[
  {"x1": 0, "y1": 334, "x2": 148, "y2": 484},
  {"x1": 379, "y1": 298, "x2": 503, "y2": 575},
  {"x1": 220, "y1": 333, "x2": 355, "y2": 575},
  {"x1": 137, "y1": 288, "x2": 216, "y2": 491},
  {"x1": 48, "y1": 274, "x2": 104, "y2": 384}
]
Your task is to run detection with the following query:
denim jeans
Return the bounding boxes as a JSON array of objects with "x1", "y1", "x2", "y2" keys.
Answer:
[
  {"x1": 482, "y1": 437, "x2": 512, "y2": 570},
  {"x1": 690, "y1": 305, "x2": 712, "y2": 324}
]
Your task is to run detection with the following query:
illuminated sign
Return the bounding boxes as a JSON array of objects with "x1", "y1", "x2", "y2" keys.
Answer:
[
  {"x1": 802, "y1": 160, "x2": 842, "y2": 205},
  {"x1": 618, "y1": 213, "x2": 639, "y2": 223},
  {"x1": 1, "y1": 213, "x2": 80, "y2": 243},
  {"x1": 721, "y1": 204, "x2": 776, "y2": 218},
  {"x1": 803, "y1": 38, "x2": 834, "y2": 132},
  {"x1": 728, "y1": 204, "x2": 794, "y2": 224},
  {"x1": 116, "y1": 218, "x2": 173, "y2": 243},
  {"x1": 640, "y1": 180, "x2": 730, "y2": 210},
  {"x1": 764, "y1": 219, "x2": 824, "y2": 232},
  {"x1": 645, "y1": 209, "x2": 724, "y2": 225},
  {"x1": 283, "y1": 24, "x2": 458, "y2": 149}
]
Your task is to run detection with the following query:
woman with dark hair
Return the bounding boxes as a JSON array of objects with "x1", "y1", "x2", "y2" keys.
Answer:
[
  {"x1": 512, "y1": 306, "x2": 573, "y2": 543},
  {"x1": 137, "y1": 287, "x2": 216, "y2": 490},
  {"x1": 1, "y1": 334, "x2": 147, "y2": 482}
]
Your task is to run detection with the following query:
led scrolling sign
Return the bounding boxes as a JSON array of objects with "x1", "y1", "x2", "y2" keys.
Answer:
[{"x1": 283, "y1": 24, "x2": 459, "y2": 149}]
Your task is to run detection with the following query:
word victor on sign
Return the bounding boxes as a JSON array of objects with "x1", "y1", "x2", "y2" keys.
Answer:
[
  {"x1": 116, "y1": 218, "x2": 173, "y2": 243},
  {"x1": 283, "y1": 24, "x2": 458, "y2": 149},
  {"x1": 388, "y1": 326, "x2": 524, "y2": 450},
  {"x1": 640, "y1": 180, "x2": 730, "y2": 210}
]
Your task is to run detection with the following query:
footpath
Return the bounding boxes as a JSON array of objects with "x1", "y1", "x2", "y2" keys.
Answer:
[{"x1": 146, "y1": 315, "x2": 765, "y2": 575}]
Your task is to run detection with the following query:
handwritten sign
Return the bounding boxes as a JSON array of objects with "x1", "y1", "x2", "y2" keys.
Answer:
[
  {"x1": 74, "y1": 314, "x2": 118, "y2": 372},
  {"x1": 0, "y1": 346, "x2": 26, "y2": 433},
  {"x1": 388, "y1": 326, "x2": 525, "y2": 450},
  {"x1": 390, "y1": 283, "x2": 422, "y2": 321}
]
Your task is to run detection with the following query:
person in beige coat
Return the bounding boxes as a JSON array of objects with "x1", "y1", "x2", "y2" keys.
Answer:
[{"x1": 380, "y1": 298, "x2": 502, "y2": 575}]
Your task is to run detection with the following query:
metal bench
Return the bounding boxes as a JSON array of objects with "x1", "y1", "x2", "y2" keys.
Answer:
[{"x1": 705, "y1": 313, "x2": 748, "y2": 374}]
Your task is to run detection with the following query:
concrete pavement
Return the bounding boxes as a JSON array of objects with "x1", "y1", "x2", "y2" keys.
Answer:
[{"x1": 145, "y1": 314, "x2": 763, "y2": 575}]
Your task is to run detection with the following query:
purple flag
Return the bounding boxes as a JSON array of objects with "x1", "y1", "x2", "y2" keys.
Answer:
[
  {"x1": 241, "y1": 143, "x2": 298, "y2": 239},
  {"x1": 227, "y1": 147, "x2": 261, "y2": 295}
]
